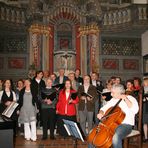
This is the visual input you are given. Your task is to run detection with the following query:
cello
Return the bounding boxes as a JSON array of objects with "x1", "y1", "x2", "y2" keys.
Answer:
[{"x1": 87, "y1": 99, "x2": 125, "y2": 148}]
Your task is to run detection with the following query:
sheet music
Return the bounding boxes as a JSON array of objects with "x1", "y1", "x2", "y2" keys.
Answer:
[
  {"x1": 2, "y1": 102, "x2": 19, "y2": 118},
  {"x1": 63, "y1": 119, "x2": 84, "y2": 142}
]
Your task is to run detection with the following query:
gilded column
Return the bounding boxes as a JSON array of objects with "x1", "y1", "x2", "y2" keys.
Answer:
[
  {"x1": 78, "y1": 24, "x2": 100, "y2": 74},
  {"x1": 28, "y1": 24, "x2": 51, "y2": 69}
]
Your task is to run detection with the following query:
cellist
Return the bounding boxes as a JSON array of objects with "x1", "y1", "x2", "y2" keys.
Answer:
[{"x1": 88, "y1": 84, "x2": 139, "y2": 148}]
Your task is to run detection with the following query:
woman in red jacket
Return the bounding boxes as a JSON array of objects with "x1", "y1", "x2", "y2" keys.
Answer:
[{"x1": 56, "y1": 79, "x2": 79, "y2": 138}]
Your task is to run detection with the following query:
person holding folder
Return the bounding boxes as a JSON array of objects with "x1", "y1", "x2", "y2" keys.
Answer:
[
  {"x1": 56, "y1": 79, "x2": 79, "y2": 138},
  {"x1": 41, "y1": 78, "x2": 57, "y2": 140},
  {"x1": 77, "y1": 75, "x2": 98, "y2": 137}
]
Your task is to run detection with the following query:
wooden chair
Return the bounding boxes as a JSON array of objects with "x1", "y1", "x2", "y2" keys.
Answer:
[{"x1": 123, "y1": 91, "x2": 143, "y2": 148}]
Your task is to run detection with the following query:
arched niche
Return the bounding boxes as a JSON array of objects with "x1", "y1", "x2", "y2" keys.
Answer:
[{"x1": 53, "y1": 22, "x2": 76, "y2": 74}]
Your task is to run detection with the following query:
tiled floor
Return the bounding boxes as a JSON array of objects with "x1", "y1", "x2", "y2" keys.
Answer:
[{"x1": 14, "y1": 135, "x2": 148, "y2": 148}]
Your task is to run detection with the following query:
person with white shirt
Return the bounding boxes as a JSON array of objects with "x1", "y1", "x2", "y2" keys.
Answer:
[
  {"x1": 96, "y1": 84, "x2": 139, "y2": 148},
  {"x1": 55, "y1": 68, "x2": 68, "y2": 84},
  {"x1": 0, "y1": 79, "x2": 17, "y2": 116},
  {"x1": 0, "y1": 79, "x2": 18, "y2": 136}
]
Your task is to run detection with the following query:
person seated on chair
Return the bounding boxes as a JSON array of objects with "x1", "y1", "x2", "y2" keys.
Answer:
[{"x1": 97, "y1": 84, "x2": 139, "y2": 148}]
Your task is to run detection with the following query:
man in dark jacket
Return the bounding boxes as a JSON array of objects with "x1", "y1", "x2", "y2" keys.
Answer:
[{"x1": 31, "y1": 70, "x2": 45, "y2": 127}]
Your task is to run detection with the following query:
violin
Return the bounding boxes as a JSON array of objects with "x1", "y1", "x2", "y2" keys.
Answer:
[{"x1": 87, "y1": 99, "x2": 125, "y2": 148}]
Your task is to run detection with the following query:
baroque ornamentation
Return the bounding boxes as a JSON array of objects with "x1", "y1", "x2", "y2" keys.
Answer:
[
  {"x1": 78, "y1": 23, "x2": 99, "y2": 37},
  {"x1": 29, "y1": 24, "x2": 52, "y2": 37}
]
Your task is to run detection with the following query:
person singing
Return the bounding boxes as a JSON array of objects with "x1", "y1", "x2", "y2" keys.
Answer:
[
  {"x1": 78, "y1": 75, "x2": 98, "y2": 136},
  {"x1": 41, "y1": 78, "x2": 57, "y2": 140},
  {"x1": 96, "y1": 84, "x2": 139, "y2": 148},
  {"x1": 56, "y1": 79, "x2": 79, "y2": 138},
  {"x1": 18, "y1": 78, "x2": 38, "y2": 141}
]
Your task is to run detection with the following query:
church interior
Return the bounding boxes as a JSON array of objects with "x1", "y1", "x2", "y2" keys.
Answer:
[{"x1": 0, "y1": 0, "x2": 148, "y2": 148}]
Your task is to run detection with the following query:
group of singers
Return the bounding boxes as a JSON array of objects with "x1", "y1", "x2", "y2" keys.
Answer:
[{"x1": 0, "y1": 68, "x2": 148, "y2": 148}]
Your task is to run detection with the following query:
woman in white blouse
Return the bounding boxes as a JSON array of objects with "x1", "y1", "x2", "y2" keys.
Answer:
[
  {"x1": 0, "y1": 79, "x2": 17, "y2": 115},
  {"x1": 0, "y1": 79, "x2": 17, "y2": 135}
]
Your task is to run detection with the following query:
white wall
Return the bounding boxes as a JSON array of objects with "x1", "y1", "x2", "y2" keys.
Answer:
[
  {"x1": 132, "y1": 0, "x2": 148, "y2": 4},
  {"x1": 142, "y1": 30, "x2": 148, "y2": 56}
]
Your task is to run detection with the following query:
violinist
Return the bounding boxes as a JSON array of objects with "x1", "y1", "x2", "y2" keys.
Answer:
[{"x1": 96, "y1": 84, "x2": 139, "y2": 148}]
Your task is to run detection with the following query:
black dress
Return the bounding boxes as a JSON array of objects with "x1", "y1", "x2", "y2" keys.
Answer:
[{"x1": 143, "y1": 91, "x2": 148, "y2": 124}]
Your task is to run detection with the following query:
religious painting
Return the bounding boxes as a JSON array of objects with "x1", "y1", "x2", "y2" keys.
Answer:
[
  {"x1": 102, "y1": 59, "x2": 119, "y2": 69},
  {"x1": 60, "y1": 38, "x2": 70, "y2": 49},
  {"x1": 8, "y1": 57, "x2": 26, "y2": 69},
  {"x1": 123, "y1": 59, "x2": 139, "y2": 70},
  {"x1": 0, "y1": 57, "x2": 4, "y2": 69}
]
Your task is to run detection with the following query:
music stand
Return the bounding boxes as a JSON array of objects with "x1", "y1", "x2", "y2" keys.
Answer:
[{"x1": 63, "y1": 119, "x2": 84, "y2": 148}]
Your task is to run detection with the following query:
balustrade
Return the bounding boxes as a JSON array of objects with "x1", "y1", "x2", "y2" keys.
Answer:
[{"x1": 0, "y1": 3, "x2": 26, "y2": 24}]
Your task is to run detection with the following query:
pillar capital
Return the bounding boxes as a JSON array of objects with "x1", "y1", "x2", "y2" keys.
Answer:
[
  {"x1": 78, "y1": 23, "x2": 99, "y2": 37},
  {"x1": 28, "y1": 24, "x2": 52, "y2": 37}
]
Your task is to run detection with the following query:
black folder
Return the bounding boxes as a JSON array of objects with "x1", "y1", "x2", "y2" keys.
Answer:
[
  {"x1": 70, "y1": 92, "x2": 78, "y2": 100},
  {"x1": 41, "y1": 91, "x2": 57, "y2": 101},
  {"x1": 52, "y1": 83, "x2": 65, "y2": 90},
  {"x1": 102, "y1": 91, "x2": 112, "y2": 101},
  {"x1": 81, "y1": 92, "x2": 93, "y2": 98}
]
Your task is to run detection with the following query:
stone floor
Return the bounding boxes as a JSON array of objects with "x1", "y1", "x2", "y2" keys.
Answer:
[{"x1": 14, "y1": 135, "x2": 148, "y2": 148}]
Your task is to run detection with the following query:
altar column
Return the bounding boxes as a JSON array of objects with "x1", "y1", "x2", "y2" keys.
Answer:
[
  {"x1": 79, "y1": 26, "x2": 88, "y2": 76},
  {"x1": 78, "y1": 24, "x2": 100, "y2": 75},
  {"x1": 28, "y1": 24, "x2": 52, "y2": 70},
  {"x1": 88, "y1": 24, "x2": 100, "y2": 73}
]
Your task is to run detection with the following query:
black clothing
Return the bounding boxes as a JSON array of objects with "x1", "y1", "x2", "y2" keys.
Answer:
[
  {"x1": 143, "y1": 91, "x2": 148, "y2": 124},
  {"x1": 75, "y1": 76, "x2": 83, "y2": 85},
  {"x1": 0, "y1": 90, "x2": 18, "y2": 121},
  {"x1": 55, "y1": 76, "x2": 68, "y2": 84},
  {"x1": 18, "y1": 87, "x2": 38, "y2": 110},
  {"x1": 31, "y1": 78, "x2": 45, "y2": 126},
  {"x1": 41, "y1": 87, "x2": 57, "y2": 139},
  {"x1": 31, "y1": 78, "x2": 46, "y2": 102},
  {"x1": 42, "y1": 108, "x2": 56, "y2": 139}
]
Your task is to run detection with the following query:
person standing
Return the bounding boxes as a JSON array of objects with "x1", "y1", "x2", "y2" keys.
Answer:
[
  {"x1": 18, "y1": 78, "x2": 38, "y2": 141},
  {"x1": 91, "y1": 72, "x2": 104, "y2": 124},
  {"x1": 55, "y1": 68, "x2": 68, "y2": 84},
  {"x1": 0, "y1": 79, "x2": 18, "y2": 135},
  {"x1": 31, "y1": 70, "x2": 45, "y2": 126},
  {"x1": 41, "y1": 78, "x2": 57, "y2": 140},
  {"x1": 56, "y1": 79, "x2": 79, "y2": 138},
  {"x1": 78, "y1": 75, "x2": 98, "y2": 136},
  {"x1": 75, "y1": 69, "x2": 83, "y2": 85},
  {"x1": 142, "y1": 78, "x2": 148, "y2": 142}
]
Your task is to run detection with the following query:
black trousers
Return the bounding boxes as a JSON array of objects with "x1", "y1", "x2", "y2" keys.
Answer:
[
  {"x1": 41, "y1": 108, "x2": 56, "y2": 138},
  {"x1": 57, "y1": 114, "x2": 76, "y2": 137}
]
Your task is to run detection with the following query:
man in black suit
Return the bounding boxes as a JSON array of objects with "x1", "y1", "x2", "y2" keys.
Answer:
[
  {"x1": 91, "y1": 72, "x2": 104, "y2": 124},
  {"x1": 55, "y1": 68, "x2": 68, "y2": 84}
]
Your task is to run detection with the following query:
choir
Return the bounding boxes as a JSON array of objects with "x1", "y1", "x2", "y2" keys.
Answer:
[{"x1": 0, "y1": 68, "x2": 148, "y2": 145}]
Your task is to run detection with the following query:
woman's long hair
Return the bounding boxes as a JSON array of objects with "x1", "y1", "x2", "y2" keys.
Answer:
[{"x1": 62, "y1": 79, "x2": 73, "y2": 94}]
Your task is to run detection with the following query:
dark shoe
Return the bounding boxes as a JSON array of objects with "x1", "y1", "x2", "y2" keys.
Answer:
[
  {"x1": 143, "y1": 138, "x2": 148, "y2": 143},
  {"x1": 42, "y1": 137, "x2": 47, "y2": 140},
  {"x1": 50, "y1": 136, "x2": 55, "y2": 140}
]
